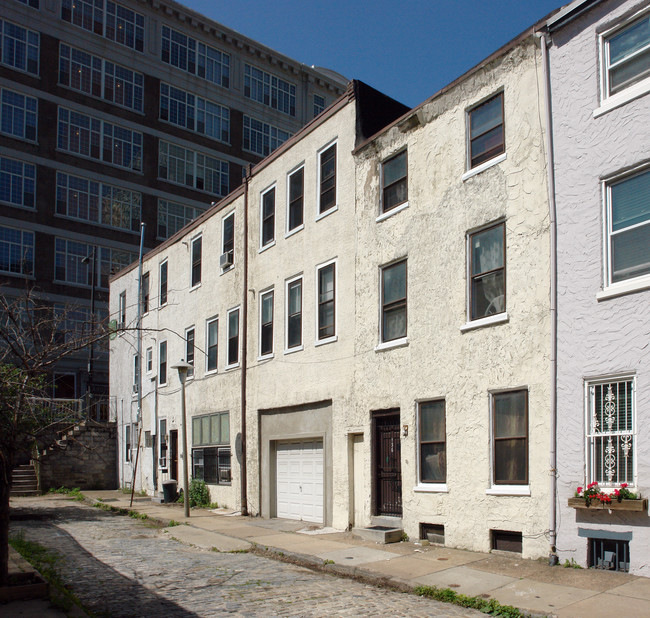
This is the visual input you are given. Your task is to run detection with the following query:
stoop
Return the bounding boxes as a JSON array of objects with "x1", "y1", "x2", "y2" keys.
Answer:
[{"x1": 353, "y1": 515, "x2": 403, "y2": 544}]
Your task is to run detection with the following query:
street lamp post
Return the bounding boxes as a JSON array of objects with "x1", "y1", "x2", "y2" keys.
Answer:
[{"x1": 172, "y1": 360, "x2": 192, "y2": 518}]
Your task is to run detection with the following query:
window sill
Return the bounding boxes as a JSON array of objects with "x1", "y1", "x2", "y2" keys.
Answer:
[
  {"x1": 189, "y1": 283, "x2": 201, "y2": 292},
  {"x1": 375, "y1": 337, "x2": 408, "y2": 352},
  {"x1": 315, "y1": 335, "x2": 337, "y2": 347},
  {"x1": 486, "y1": 485, "x2": 530, "y2": 496},
  {"x1": 220, "y1": 265, "x2": 234, "y2": 275},
  {"x1": 593, "y1": 77, "x2": 650, "y2": 118},
  {"x1": 159, "y1": 302, "x2": 168, "y2": 310},
  {"x1": 285, "y1": 224, "x2": 304, "y2": 239},
  {"x1": 284, "y1": 345, "x2": 303, "y2": 355},
  {"x1": 315, "y1": 205, "x2": 338, "y2": 222},
  {"x1": 224, "y1": 363, "x2": 240, "y2": 371},
  {"x1": 597, "y1": 277, "x2": 650, "y2": 301},
  {"x1": 462, "y1": 153, "x2": 506, "y2": 182},
  {"x1": 205, "y1": 369, "x2": 218, "y2": 376},
  {"x1": 259, "y1": 240, "x2": 276, "y2": 254},
  {"x1": 414, "y1": 483, "x2": 448, "y2": 493},
  {"x1": 376, "y1": 201, "x2": 409, "y2": 223},
  {"x1": 257, "y1": 353, "x2": 274, "y2": 362},
  {"x1": 460, "y1": 312, "x2": 508, "y2": 332}
]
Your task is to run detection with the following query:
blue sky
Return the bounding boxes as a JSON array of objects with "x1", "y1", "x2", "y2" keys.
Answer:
[{"x1": 181, "y1": 0, "x2": 564, "y2": 108}]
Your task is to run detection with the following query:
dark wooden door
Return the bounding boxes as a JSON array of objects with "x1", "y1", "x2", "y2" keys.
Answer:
[
  {"x1": 373, "y1": 411, "x2": 402, "y2": 516},
  {"x1": 170, "y1": 430, "x2": 178, "y2": 481}
]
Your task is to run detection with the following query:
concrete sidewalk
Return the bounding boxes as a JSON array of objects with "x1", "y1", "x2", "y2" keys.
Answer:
[{"x1": 77, "y1": 491, "x2": 650, "y2": 616}]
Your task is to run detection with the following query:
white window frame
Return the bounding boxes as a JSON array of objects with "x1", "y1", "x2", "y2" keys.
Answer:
[
  {"x1": 315, "y1": 258, "x2": 337, "y2": 346},
  {"x1": 259, "y1": 184, "x2": 276, "y2": 251},
  {"x1": 159, "y1": 259, "x2": 168, "y2": 307},
  {"x1": 1, "y1": 88, "x2": 38, "y2": 142},
  {"x1": 243, "y1": 115, "x2": 290, "y2": 157},
  {"x1": 190, "y1": 234, "x2": 202, "y2": 289},
  {"x1": 0, "y1": 225, "x2": 34, "y2": 277},
  {"x1": 158, "y1": 340, "x2": 167, "y2": 386},
  {"x1": 316, "y1": 140, "x2": 338, "y2": 220},
  {"x1": 0, "y1": 155, "x2": 36, "y2": 210},
  {"x1": 221, "y1": 211, "x2": 234, "y2": 272},
  {"x1": 184, "y1": 325, "x2": 195, "y2": 379},
  {"x1": 225, "y1": 306, "x2": 240, "y2": 369},
  {"x1": 132, "y1": 353, "x2": 139, "y2": 394},
  {"x1": 585, "y1": 375, "x2": 637, "y2": 490},
  {"x1": 146, "y1": 346, "x2": 153, "y2": 373},
  {"x1": 118, "y1": 290, "x2": 126, "y2": 328},
  {"x1": 157, "y1": 199, "x2": 201, "y2": 240},
  {"x1": 286, "y1": 164, "x2": 305, "y2": 237},
  {"x1": 285, "y1": 274, "x2": 303, "y2": 353},
  {"x1": 205, "y1": 316, "x2": 218, "y2": 374},
  {"x1": 243, "y1": 64, "x2": 295, "y2": 116},
  {"x1": 414, "y1": 399, "x2": 448, "y2": 493},
  {"x1": 379, "y1": 149, "x2": 409, "y2": 219},
  {"x1": 0, "y1": 18, "x2": 39, "y2": 75},
  {"x1": 258, "y1": 288, "x2": 274, "y2": 360}
]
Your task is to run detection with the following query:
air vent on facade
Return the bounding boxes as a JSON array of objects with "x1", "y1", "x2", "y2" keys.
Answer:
[
  {"x1": 491, "y1": 529, "x2": 522, "y2": 553},
  {"x1": 589, "y1": 538, "x2": 630, "y2": 572},
  {"x1": 420, "y1": 523, "x2": 445, "y2": 545}
]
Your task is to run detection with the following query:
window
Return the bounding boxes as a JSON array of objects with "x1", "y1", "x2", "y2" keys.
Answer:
[
  {"x1": 54, "y1": 304, "x2": 106, "y2": 345},
  {"x1": 159, "y1": 418, "x2": 167, "y2": 468},
  {"x1": 140, "y1": 272, "x2": 149, "y2": 314},
  {"x1": 185, "y1": 327, "x2": 195, "y2": 378},
  {"x1": 382, "y1": 150, "x2": 408, "y2": 213},
  {"x1": 588, "y1": 538, "x2": 630, "y2": 572},
  {"x1": 259, "y1": 290, "x2": 273, "y2": 357},
  {"x1": 586, "y1": 378, "x2": 634, "y2": 487},
  {"x1": 0, "y1": 19, "x2": 39, "y2": 75},
  {"x1": 419, "y1": 400, "x2": 446, "y2": 483},
  {"x1": 317, "y1": 262, "x2": 335, "y2": 341},
  {"x1": 158, "y1": 340, "x2": 167, "y2": 385},
  {"x1": 243, "y1": 116, "x2": 290, "y2": 157},
  {"x1": 469, "y1": 222, "x2": 505, "y2": 321},
  {"x1": 319, "y1": 143, "x2": 337, "y2": 215},
  {"x1": 1, "y1": 89, "x2": 37, "y2": 141},
  {"x1": 159, "y1": 261, "x2": 168, "y2": 306},
  {"x1": 206, "y1": 317, "x2": 218, "y2": 372},
  {"x1": 158, "y1": 141, "x2": 229, "y2": 196},
  {"x1": 161, "y1": 26, "x2": 229, "y2": 87},
  {"x1": 160, "y1": 83, "x2": 230, "y2": 142},
  {"x1": 190, "y1": 235, "x2": 201, "y2": 287},
  {"x1": 146, "y1": 347, "x2": 152, "y2": 373},
  {"x1": 287, "y1": 167, "x2": 304, "y2": 232},
  {"x1": 56, "y1": 173, "x2": 141, "y2": 231},
  {"x1": 0, "y1": 225, "x2": 34, "y2": 276},
  {"x1": 157, "y1": 200, "x2": 201, "y2": 239},
  {"x1": 0, "y1": 156, "x2": 35, "y2": 209},
  {"x1": 191, "y1": 412, "x2": 230, "y2": 484},
  {"x1": 381, "y1": 260, "x2": 407, "y2": 342},
  {"x1": 468, "y1": 92, "x2": 504, "y2": 169},
  {"x1": 125, "y1": 424, "x2": 131, "y2": 461},
  {"x1": 492, "y1": 390, "x2": 528, "y2": 485},
  {"x1": 604, "y1": 13, "x2": 650, "y2": 97},
  {"x1": 118, "y1": 290, "x2": 126, "y2": 327},
  {"x1": 244, "y1": 64, "x2": 295, "y2": 116},
  {"x1": 227, "y1": 308, "x2": 239, "y2": 367},
  {"x1": 132, "y1": 354, "x2": 139, "y2": 393},
  {"x1": 59, "y1": 45, "x2": 144, "y2": 112},
  {"x1": 222, "y1": 212, "x2": 234, "y2": 269},
  {"x1": 57, "y1": 108, "x2": 142, "y2": 170},
  {"x1": 313, "y1": 94, "x2": 326, "y2": 118},
  {"x1": 286, "y1": 277, "x2": 302, "y2": 350},
  {"x1": 604, "y1": 168, "x2": 650, "y2": 285},
  {"x1": 15, "y1": 0, "x2": 39, "y2": 10},
  {"x1": 260, "y1": 187, "x2": 275, "y2": 248}
]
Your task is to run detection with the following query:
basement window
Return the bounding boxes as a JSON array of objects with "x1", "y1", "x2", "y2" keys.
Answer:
[
  {"x1": 589, "y1": 538, "x2": 630, "y2": 572},
  {"x1": 420, "y1": 523, "x2": 445, "y2": 545},
  {"x1": 491, "y1": 529, "x2": 522, "y2": 553}
]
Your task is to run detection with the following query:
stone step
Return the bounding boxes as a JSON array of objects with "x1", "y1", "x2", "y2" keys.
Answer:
[
  {"x1": 10, "y1": 489, "x2": 41, "y2": 497},
  {"x1": 370, "y1": 515, "x2": 403, "y2": 529},
  {"x1": 352, "y1": 525, "x2": 403, "y2": 544},
  {"x1": 12, "y1": 479, "x2": 37, "y2": 487}
]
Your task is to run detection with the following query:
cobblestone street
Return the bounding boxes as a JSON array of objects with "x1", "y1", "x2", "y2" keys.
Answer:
[{"x1": 9, "y1": 497, "x2": 477, "y2": 617}]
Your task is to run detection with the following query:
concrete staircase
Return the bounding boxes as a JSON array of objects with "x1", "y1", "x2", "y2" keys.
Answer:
[
  {"x1": 353, "y1": 515, "x2": 403, "y2": 544},
  {"x1": 11, "y1": 463, "x2": 40, "y2": 497}
]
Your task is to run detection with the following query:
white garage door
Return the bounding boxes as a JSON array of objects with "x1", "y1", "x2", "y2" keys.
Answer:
[{"x1": 276, "y1": 440, "x2": 323, "y2": 523}]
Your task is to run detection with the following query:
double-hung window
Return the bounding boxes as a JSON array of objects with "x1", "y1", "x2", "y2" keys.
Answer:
[
  {"x1": 586, "y1": 378, "x2": 635, "y2": 487},
  {"x1": 191, "y1": 235, "x2": 201, "y2": 287},
  {"x1": 317, "y1": 261, "x2": 335, "y2": 342},
  {"x1": 158, "y1": 340, "x2": 167, "y2": 385},
  {"x1": 0, "y1": 19, "x2": 40, "y2": 75},
  {"x1": 287, "y1": 166, "x2": 304, "y2": 233},
  {"x1": 419, "y1": 400, "x2": 446, "y2": 484},
  {"x1": 469, "y1": 222, "x2": 505, "y2": 321},
  {"x1": 140, "y1": 272, "x2": 149, "y2": 314},
  {"x1": 0, "y1": 225, "x2": 34, "y2": 276},
  {"x1": 604, "y1": 168, "x2": 650, "y2": 286},
  {"x1": 603, "y1": 12, "x2": 650, "y2": 98},
  {"x1": 125, "y1": 424, "x2": 131, "y2": 461},
  {"x1": 468, "y1": 92, "x2": 504, "y2": 169},
  {"x1": 1, "y1": 89, "x2": 37, "y2": 141},
  {"x1": 159, "y1": 260, "x2": 168, "y2": 306},
  {"x1": 492, "y1": 390, "x2": 528, "y2": 486},
  {"x1": 0, "y1": 156, "x2": 36, "y2": 209},
  {"x1": 221, "y1": 212, "x2": 234, "y2": 270},
  {"x1": 206, "y1": 317, "x2": 218, "y2": 372},
  {"x1": 146, "y1": 347, "x2": 152, "y2": 372},
  {"x1": 313, "y1": 94, "x2": 325, "y2": 118},
  {"x1": 159, "y1": 419, "x2": 168, "y2": 468},
  {"x1": 259, "y1": 290, "x2": 274, "y2": 358},
  {"x1": 318, "y1": 143, "x2": 337, "y2": 215},
  {"x1": 382, "y1": 150, "x2": 408, "y2": 214},
  {"x1": 381, "y1": 260, "x2": 407, "y2": 343},
  {"x1": 260, "y1": 187, "x2": 275, "y2": 248},
  {"x1": 185, "y1": 327, "x2": 195, "y2": 378},
  {"x1": 132, "y1": 354, "x2": 139, "y2": 393},
  {"x1": 286, "y1": 276, "x2": 302, "y2": 350},
  {"x1": 191, "y1": 412, "x2": 231, "y2": 484},
  {"x1": 226, "y1": 307, "x2": 239, "y2": 367},
  {"x1": 118, "y1": 291, "x2": 126, "y2": 328}
]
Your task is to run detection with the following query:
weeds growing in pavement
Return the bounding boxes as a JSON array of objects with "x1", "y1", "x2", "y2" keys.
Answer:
[{"x1": 414, "y1": 585, "x2": 521, "y2": 616}]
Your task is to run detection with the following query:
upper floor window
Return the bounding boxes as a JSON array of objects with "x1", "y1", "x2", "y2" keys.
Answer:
[
  {"x1": 159, "y1": 260, "x2": 168, "y2": 306},
  {"x1": 61, "y1": 0, "x2": 144, "y2": 52},
  {"x1": 381, "y1": 260, "x2": 407, "y2": 343},
  {"x1": 157, "y1": 199, "x2": 201, "y2": 240},
  {"x1": 1, "y1": 89, "x2": 37, "y2": 142},
  {"x1": 286, "y1": 276, "x2": 302, "y2": 350},
  {"x1": 586, "y1": 378, "x2": 635, "y2": 488},
  {"x1": 317, "y1": 261, "x2": 335, "y2": 342},
  {"x1": 419, "y1": 400, "x2": 446, "y2": 484},
  {"x1": 382, "y1": 150, "x2": 407, "y2": 214},
  {"x1": 259, "y1": 289, "x2": 274, "y2": 358},
  {"x1": 313, "y1": 94, "x2": 326, "y2": 118},
  {"x1": 190, "y1": 235, "x2": 201, "y2": 288},
  {"x1": 226, "y1": 307, "x2": 240, "y2": 367},
  {"x1": 0, "y1": 156, "x2": 35, "y2": 209},
  {"x1": 140, "y1": 271, "x2": 149, "y2": 313},
  {"x1": 206, "y1": 317, "x2": 218, "y2": 372},
  {"x1": 221, "y1": 212, "x2": 234, "y2": 270},
  {"x1": 468, "y1": 92, "x2": 504, "y2": 169},
  {"x1": 243, "y1": 116, "x2": 290, "y2": 157},
  {"x1": 244, "y1": 64, "x2": 295, "y2": 116},
  {"x1": 0, "y1": 19, "x2": 39, "y2": 75},
  {"x1": 604, "y1": 12, "x2": 650, "y2": 98},
  {"x1": 185, "y1": 327, "x2": 195, "y2": 378},
  {"x1": 604, "y1": 167, "x2": 650, "y2": 285},
  {"x1": 287, "y1": 166, "x2": 304, "y2": 233},
  {"x1": 161, "y1": 26, "x2": 229, "y2": 87},
  {"x1": 15, "y1": 0, "x2": 40, "y2": 8},
  {"x1": 158, "y1": 340, "x2": 167, "y2": 385},
  {"x1": 468, "y1": 222, "x2": 505, "y2": 321},
  {"x1": 492, "y1": 390, "x2": 528, "y2": 486},
  {"x1": 0, "y1": 225, "x2": 34, "y2": 276},
  {"x1": 318, "y1": 142, "x2": 337, "y2": 215},
  {"x1": 118, "y1": 290, "x2": 126, "y2": 328},
  {"x1": 260, "y1": 186, "x2": 275, "y2": 248},
  {"x1": 146, "y1": 347, "x2": 152, "y2": 372}
]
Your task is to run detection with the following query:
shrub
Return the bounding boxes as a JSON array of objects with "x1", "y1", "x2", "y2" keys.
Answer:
[{"x1": 188, "y1": 478, "x2": 211, "y2": 507}]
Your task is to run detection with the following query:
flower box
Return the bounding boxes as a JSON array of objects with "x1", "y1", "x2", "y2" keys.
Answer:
[{"x1": 568, "y1": 497, "x2": 648, "y2": 512}]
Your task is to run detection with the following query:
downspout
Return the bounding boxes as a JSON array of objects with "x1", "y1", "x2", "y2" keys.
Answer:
[
  {"x1": 539, "y1": 31, "x2": 559, "y2": 566},
  {"x1": 240, "y1": 167, "x2": 250, "y2": 516}
]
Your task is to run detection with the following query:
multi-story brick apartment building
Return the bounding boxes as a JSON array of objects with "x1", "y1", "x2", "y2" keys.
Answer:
[{"x1": 0, "y1": 0, "x2": 346, "y2": 405}]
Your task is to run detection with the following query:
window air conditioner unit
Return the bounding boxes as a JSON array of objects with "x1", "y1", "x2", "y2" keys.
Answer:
[{"x1": 220, "y1": 251, "x2": 233, "y2": 269}]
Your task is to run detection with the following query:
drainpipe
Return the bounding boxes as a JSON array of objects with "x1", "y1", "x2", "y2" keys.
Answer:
[
  {"x1": 240, "y1": 166, "x2": 251, "y2": 516},
  {"x1": 538, "y1": 31, "x2": 559, "y2": 566}
]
